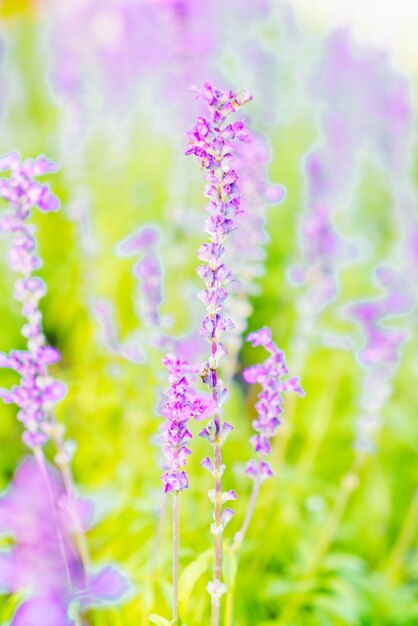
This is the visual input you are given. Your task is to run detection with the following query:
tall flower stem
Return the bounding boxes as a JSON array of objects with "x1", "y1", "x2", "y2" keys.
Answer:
[
  {"x1": 33, "y1": 447, "x2": 73, "y2": 590},
  {"x1": 232, "y1": 475, "x2": 260, "y2": 553},
  {"x1": 185, "y1": 83, "x2": 253, "y2": 624},
  {"x1": 160, "y1": 355, "x2": 213, "y2": 622},
  {"x1": 51, "y1": 422, "x2": 91, "y2": 574},
  {"x1": 223, "y1": 475, "x2": 260, "y2": 626},
  {"x1": 223, "y1": 329, "x2": 304, "y2": 626},
  {"x1": 292, "y1": 353, "x2": 345, "y2": 489},
  {"x1": 385, "y1": 489, "x2": 418, "y2": 583},
  {"x1": 173, "y1": 491, "x2": 180, "y2": 625},
  {"x1": 211, "y1": 439, "x2": 223, "y2": 626}
]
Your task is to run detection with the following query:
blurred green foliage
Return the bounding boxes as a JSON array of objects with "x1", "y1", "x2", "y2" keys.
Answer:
[{"x1": 0, "y1": 8, "x2": 417, "y2": 626}]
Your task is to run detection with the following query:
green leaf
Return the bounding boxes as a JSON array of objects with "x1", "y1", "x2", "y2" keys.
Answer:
[
  {"x1": 222, "y1": 549, "x2": 238, "y2": 589},
  {"x1": 148, "y1": 614, "x2": 172, "y2": 626},
  {"x1": 179, "y1": 549, "x2": 212, "y2": 616}
]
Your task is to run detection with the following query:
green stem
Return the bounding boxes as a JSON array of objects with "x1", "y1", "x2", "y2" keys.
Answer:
[
  {"x1": 224, "y1": 585, "x2": 235, "y2": 626},
  {"x1": 210, "y1": 441, "x2": 223, "y2": 626},
  {"x1": 173, "y1": 491, "x2": 180, "y2": 625},
  {"x1": 49, "y1": 418, "x2": 90, "y2": 576},
  {"x1": 224, "y1": 475, "x2": 261, "y2": 626},
  {"x1": 386, "y1": 489, "x2": 418, "y2": 583},
  {"x1": 292, "y1": 354, "x2": 345, "y2": 489},
  {"x1": 232, "y1": 477, "x2": 260, "y2": 552},
  {"x1": 34, "y1": 447, "x2": 74, "y2": 591}
]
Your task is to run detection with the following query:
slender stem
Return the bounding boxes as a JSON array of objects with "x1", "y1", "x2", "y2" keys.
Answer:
[
  {"x1": 173, "y1": 491, "x2": 180, "y2": 625},
  {"x1": 49, "y1": 418, "x2": 90, "y2": 575},
  {"x1": 211, "y1": 440, "x2": 223, "y2": 626},
  {"x1": 232, "y1": 477, "x2": 260, "y2": 552},
  {"x1": 224, "y1": 585, "x2": 234, "y2": 626},
  {"x1": 293, "y1": 354, "x2": 345, "y2": 488},
  {"x1": 34, "y1": 447, "x2": 73, "y2": 590},
  {"x1": 386, "y1": 489, "x2": 418, "y2": 583},
  {"x1": 306, "y1": 451, "x2": 364, "y2": 575},
  {"x1": 224, "y1": 477, "x2": 260, "y2": 626}
]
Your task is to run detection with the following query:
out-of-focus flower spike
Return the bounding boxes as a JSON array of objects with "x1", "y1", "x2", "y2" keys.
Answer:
[{"x1": 243, "y1": 327, "x2": 304, "y2": 481}]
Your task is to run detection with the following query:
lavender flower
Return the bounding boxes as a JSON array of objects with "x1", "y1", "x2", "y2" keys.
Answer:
[
  {"x1": 185, "y1": 82, "x2": 252, "y2": 435},
  {"x1": 223, "y1": 132, "x2": 285, "y2": 376},
  {"x1": 0, "y1": 152, "x2": 66, "y2": 449},
  {"x1": 345, "y1": 267, "x2": 413, "y2": 451},
  {"x1": 160, "y1": 354, "x2": 215, "y2": 493},
  {"x1": 91, "y1": 298, "x2": 144, "y2": 364},
  {"x1": 0, "y1": 458, "x2": 128, "y2": 626},
  {"x1": 243, "y1": 327, "x2": 304, "y2": 481},
  {"x1": 185, "y1": 82, "x2": 251, "y2": 622},
  {"x1": 160, "y1": 353, "x2": 215, "y2": 623},
  {"x1": 118, "y1": 225, "x2": 163, "y2": 329},
  {"x1": 48, "y1": 0, "x2": 226, "y2": 136}
]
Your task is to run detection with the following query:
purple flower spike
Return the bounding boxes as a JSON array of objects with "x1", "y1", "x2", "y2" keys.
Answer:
[
  {"x1": 160, "y1": 354, "x2": 216, "y2": 492},
  {"x1": 186, "y1": 82, "x2": 252, "y2": 427},
  {"x1": 0, "y1": 154, "x2": 65, "y2": 449},
  {"x1": 117, "y1": 224, "x2": 163, "y2": 329},
  {"x1": 345, "y1": 265, "x2": 412, "y2": 451},
  {"x1": 186, "y1": 84, "x2": 252, "y2": 606},
  {"x1": 243, "y1": 327, "x2": 304, "y2": 482}
]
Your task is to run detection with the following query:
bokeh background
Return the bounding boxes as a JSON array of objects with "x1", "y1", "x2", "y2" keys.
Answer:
[{"x1": 0, "y1": 1, "x2": 417, "y2": 624}]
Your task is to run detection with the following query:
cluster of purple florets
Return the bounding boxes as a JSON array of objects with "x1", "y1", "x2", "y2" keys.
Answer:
[
  {"x1": 0, "y1": 152, "x2": 66, "y2": 448},
  {"x1": 243, "y1": 327, "x2": 304, "y2": 481},
  {"x1": 160, "y1": 354, "x2": 215, "y2": 492},
  {"x1": 185, "y1": 82, "x2": 252, "y2": 434}
]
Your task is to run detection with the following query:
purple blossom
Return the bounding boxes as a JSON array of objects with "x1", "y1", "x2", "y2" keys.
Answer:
[
  {"x1": 185, "y1": 82, "x2": 252, "y2": 425},
  {"x1": 313, "y1": 28, "x2": 414, "y2": 173},
  {"x1": 346, "y1": 267, "x2": 413, "y2": 368},
  {"x1": 0, "y1": 458, "x2": 128, "y2": 625},
  {"x1": 47, "y1": 0, "x2": 228, "y2": 134},
  {"x1": 243, "y1": 327, "x2": 304, "y2": 481},
  {"x1": 221, "y1": 132, "x2": 285, "y2": 371},
  {"x1": 186, "y1": 85, "x2": 252, "y2": 613},
  {"x1": 289, "y1": 29, "x2": 414, "y2": 318},
  {"x1": 345, "y1": 267, "x2": 413, "y2": 451},
  {"x1": 160, "y1": 354, "x2": 216, "y2": 493},
  {"x1": 91, "y1": 298, "x2": 144, "y2": 364},
  {"x1": 118, "y1": 225, "x2": 163, "y2": 329},
  {"x1": 0, "y1": 153, "x2": 66, "y2": 448}
]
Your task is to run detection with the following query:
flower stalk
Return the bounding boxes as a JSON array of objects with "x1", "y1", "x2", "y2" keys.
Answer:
[
  {"x1": 0, "y1": 152, "x2": 91, "y2": 576},
  {"x1": 172, "y1": 491, "x2": 180, "y2": 625},
  {"x1": 186, "y1": 82, "x2": 253, "y2": 624}
]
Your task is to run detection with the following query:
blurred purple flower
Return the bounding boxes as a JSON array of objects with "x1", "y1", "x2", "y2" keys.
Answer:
[
  {"x1": 47, "y1": 0, "x2": 228, "y2": 130},
  {"x1": 118, "y1": 225, "x2": 163, "y2": 330},
  {"x1": 0, "y1": 152, "x2": 66, "y2": 448},
  {"x1": 0, "y1": 458, "x2": 128, "y2": 625},
  {"x1": 345, "y1": 266, "x2": 413, "y2": 451},
  {"x1": 243, "y1": 327, "x2": 304, "y2": 480},
  {"x1": 223, "y1": 132, "x2": 285, "y2": 370}
]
